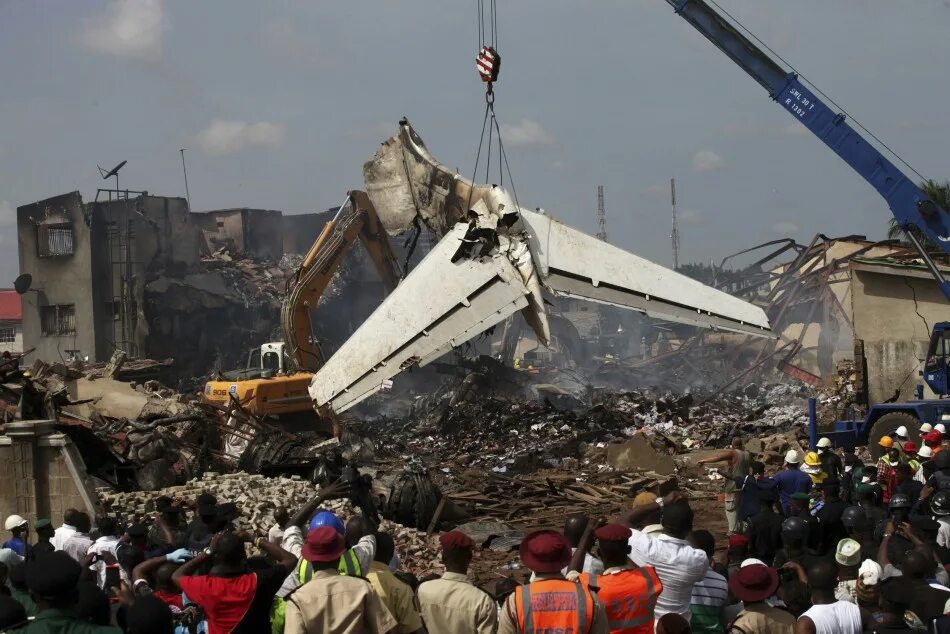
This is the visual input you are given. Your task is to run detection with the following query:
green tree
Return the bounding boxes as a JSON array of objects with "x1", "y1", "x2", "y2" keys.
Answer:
[{"x1": 886, "y1": 179, "x2": 948, "y2": 249}]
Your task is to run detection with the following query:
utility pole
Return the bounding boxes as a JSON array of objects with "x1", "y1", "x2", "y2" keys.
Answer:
[
  {"x1": 670, "y1": 177, "x2": 680, "y2": 270},
  {"x1": 179, "y1": 148, "x2": 192, "y2": 210},
  {"x1": 596, "y1": 185, "x2": 608, "y2": 242}
]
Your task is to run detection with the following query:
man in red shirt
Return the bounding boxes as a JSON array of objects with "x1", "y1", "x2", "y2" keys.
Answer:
[{"x1": 171, "y1": 531, "x2": 296, "y2": 634}]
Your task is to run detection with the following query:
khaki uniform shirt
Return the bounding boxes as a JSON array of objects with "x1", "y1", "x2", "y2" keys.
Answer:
[
  {"x1": 366, "y1": 561, "x2": 424, "y2": 633},
  {"x1": 284, "y1": 568, "x2": 398, "y2": 634},
  {"x1": 418, "y1": 571, "x2": 498, "y2": 634},
  {"x1": 729, "y1": 602, "x2": 796, "y2": 634},
  {"x1": 497, "y1": 573, "x2": 609, "y2": 634}
]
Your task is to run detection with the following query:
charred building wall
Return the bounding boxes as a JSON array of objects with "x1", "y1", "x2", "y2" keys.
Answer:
[{"x1": 193, "y1": 208, "x2": 284, "y2": 261}]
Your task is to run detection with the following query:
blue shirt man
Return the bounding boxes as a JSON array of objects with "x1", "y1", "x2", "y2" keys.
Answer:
[
  {"x1": 734, "y1": 461, "x2": 776, "y2": 521},
  {"x1": 772, "y1": 451, "x2": 812, "y2": 515}
]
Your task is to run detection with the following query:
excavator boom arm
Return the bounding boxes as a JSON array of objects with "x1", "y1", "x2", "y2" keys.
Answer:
[{"x1": 281, "y1": 190, "x2": 401, "y2": 372}]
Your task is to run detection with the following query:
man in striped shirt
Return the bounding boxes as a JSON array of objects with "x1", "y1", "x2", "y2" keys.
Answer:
[{"x1": 688, "y1": 530, "x2": 729, "y2": 634}]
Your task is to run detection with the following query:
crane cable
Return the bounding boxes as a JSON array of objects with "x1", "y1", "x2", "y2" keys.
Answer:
[
  {"x1": 468, "y1": 0, "x2": 521, "y2": 216},
  {"x1": 707, "y1": 0, "x2": 928, "y2": 185}
]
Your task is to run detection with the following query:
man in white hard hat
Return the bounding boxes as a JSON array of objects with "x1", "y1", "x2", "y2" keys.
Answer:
[
  {"x1": 894, "y1": 425, "x2": 909, "y2": 447},
  {"x1": 936, "y1": 423, "x2": 947, "y2": 436},
  {"x1": 772, "y1": 450, "x2": 812, "y2": 515},
  {"x1": 3, "y1": 514, "x2": 30, "y2": 558},
  {"x1": 916, "y1": 445, "x2": 934, "y2": 484},
  {"x1": 816, "y1": 437, "x2": 843, "y2": 480},
  {"x1": 921, "y1": 423, "x2": 934, "y2": 435}
]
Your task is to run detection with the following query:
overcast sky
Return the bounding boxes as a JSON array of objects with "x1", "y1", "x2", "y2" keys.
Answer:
[{"x1": 2, "y1": 0, "x2": 949, "y2": 287}]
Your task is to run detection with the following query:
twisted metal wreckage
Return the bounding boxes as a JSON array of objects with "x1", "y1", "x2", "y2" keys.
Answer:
[{"x1": 309, "y1": 120, "x2": 774, "y2": 414}]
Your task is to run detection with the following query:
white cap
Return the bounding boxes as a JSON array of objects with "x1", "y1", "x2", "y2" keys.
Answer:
[
  {"x1": 937, "y1": 424, "x2": 947, "y2": 434},
  {"x1": 816, "y1": 437, "x2": 832, "y2": 449},
  {"x1": 921, "y1": 423, "x2": 934, "y2": 434},
  {"x1": 740, "y1": 558, "x2": 766, "y2": 568},
  {"x1": 919, "y1": 445, "x2": 934, "y2": 459},
  {"x1": 859, "y1": 559, "x2": 883, "y2": 586},
  {"x1": 785, "y1": 449, "x2": 801, "y2": 464},
  {"x1": 895, "y1": 425, "x2": 908, "y2": 438},
  {"x1": 3, "y1": 515, "x2": 27, "y2": 531}
]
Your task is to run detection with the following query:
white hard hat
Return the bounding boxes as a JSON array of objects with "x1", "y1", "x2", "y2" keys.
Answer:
[
  {"x1": 919, "y1": 445, "x2": 934, "y2": 459},
  {"x1": 3, "y1": 515, "x2": 27, "y2": 531},
  {"x1": 936, "y1": 423, "x2": 947, "y2": 434},
  {"x1": 921, "y1": 423, "x2": 934, "y2": 434},
  {"x1": 895, "y1": 425, "x2": 908, "y2": 438},
  {"x1": 784, "y1": 449, "x2": 801, "y2": 464},
  {"x1": 816, "y1": 437, "x2": 832, "y2": 449}
]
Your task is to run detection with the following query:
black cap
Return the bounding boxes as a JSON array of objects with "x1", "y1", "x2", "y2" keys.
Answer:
[
  {"x1": 127, "y1": 523, "x2": 148, "y2": 538},
  {"x1": 217, "y1": 502, "x2": 240, "y2": 522},
  {"x1": 154, "y1": 496, "x2": 176, "y2": 513},
  {"x1": 198, "y1": 503, "x2": 218, "y2": 518},
  {"x1": 125, "y1": 594, "x2": 175, "y2": 634},
  {"x1": 26, "y1": 552, "x2": 82, "y2": 599},
  {"x1": 196, "y1": 492, "x2": 217, "y2": 506}
]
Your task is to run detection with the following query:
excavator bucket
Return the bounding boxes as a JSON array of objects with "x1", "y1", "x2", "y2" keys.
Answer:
[{"x1": 310, "y1": 120, "x2": 773, "y2": 413}]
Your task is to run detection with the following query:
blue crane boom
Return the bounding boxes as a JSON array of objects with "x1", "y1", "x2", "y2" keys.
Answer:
[{"x1": 665, "y1": 0, "x2": 950, "y2": 300}]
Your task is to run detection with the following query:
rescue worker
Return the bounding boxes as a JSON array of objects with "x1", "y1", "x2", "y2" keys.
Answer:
[
  {"x1": 418, "y1": 531, "x2": 498, "y2": 634},
  {"x1": 575, "y1": 524, "x2": 663, "y2": 634},
  {"x1": 875, "y1": 436, "x2": 901, "y2": 503},
  {"x1": 815, "y1": 438, "x2": 842, "y2": 480},
  {"x1": 283, "y1": 526, "x2": 397, "y2": 634},
  {"x1": 787, "y1": 493, "x2": 819, "y2": 550},
  {"x1": 498, "y1": 530, "x2": 608, "y2": 634},
  {"x1": 903, "y1": 441, "x2": 921, "y2": 474},
  {"x1": 916, "y1": 445, "x2": 934, "y2": 483},
  {"x1": 695, "y1": 437, "x2": 751, "y2": 534},
  {"x1": 2, "y1": 515, "x2": 30, "y2": 559},
  {"x1": 800, "y1": 452, "x2": 827, "y2": 488}
]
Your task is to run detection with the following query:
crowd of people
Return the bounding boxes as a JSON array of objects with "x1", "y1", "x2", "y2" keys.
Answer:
[{"x1": 1, "y1": 427, "x2": 950, "y2": 633}]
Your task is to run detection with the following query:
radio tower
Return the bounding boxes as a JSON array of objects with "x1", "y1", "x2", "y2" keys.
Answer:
[
  {"x1": 670, "y1": 178, "x2": 681, "y2": 269},
  {"x1": 596, "y1": 185, "x2": 608, "y2": 242}
]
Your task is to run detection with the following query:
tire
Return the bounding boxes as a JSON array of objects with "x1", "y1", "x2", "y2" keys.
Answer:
[{"x1": 867, "y1": 411, "x2": 922, "y2": 460}]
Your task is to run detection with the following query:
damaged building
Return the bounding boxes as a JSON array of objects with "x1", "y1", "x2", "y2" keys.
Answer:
[{"x1": 15, "y1": 190, "x2": 348, "y2": 379}]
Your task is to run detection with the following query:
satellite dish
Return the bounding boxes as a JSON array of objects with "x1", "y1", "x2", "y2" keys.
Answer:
[
  {"x1": 13, "y1": 273, "x2": 32, "y2": 295},
  {"x1": 98, "y1": 160, "x2": 127, "y2": 180}
]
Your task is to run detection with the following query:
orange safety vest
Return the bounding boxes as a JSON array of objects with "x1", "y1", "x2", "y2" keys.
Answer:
[
  {"x1": 580, "y1": 567, "x2": 662, "y2": 634},
  {"x1": 513, "y1": 578, "x2": 596, "y2": 634}
]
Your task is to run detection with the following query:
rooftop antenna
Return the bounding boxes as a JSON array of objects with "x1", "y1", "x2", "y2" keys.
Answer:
[
  {"x1": 670, "y1": 177, "x2": 681, "y2": 269},
  {"x1": 179, "y1": 148, "x2": 192, "y2": 210},
  {"x1": 596, "y1": 185, "x2": 608, "y2": 242},
  {"x1": 97, "y1": 160, "x2": 127, "y2": 192}
]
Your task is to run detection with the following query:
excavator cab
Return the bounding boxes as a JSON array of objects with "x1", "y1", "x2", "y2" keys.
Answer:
[{"x1": 924, "y1": 322, "x2": 950, "y2": 397}]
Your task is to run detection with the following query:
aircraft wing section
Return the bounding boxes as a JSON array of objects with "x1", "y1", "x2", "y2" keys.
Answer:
[
  {"x1": 518, "y1": 210, "x2": 773, "y2": 337},
  {"x1": 309, "y1": 223, "x2": 530, "y2": 413}
]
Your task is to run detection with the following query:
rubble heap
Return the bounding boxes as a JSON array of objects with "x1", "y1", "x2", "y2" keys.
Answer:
[
  {"x1": 100, "y1": 472, "x2": 444, "y2": 577},
  {"x1": 368, "y1": 382, "x2": 813, "y2": 475}
]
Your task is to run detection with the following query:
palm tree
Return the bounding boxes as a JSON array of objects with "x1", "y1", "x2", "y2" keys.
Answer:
[{"x1": 886, "y1": 179, "x2": 949, "y2": 249}]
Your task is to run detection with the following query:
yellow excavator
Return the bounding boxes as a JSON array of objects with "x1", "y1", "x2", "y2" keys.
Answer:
[{"x1": 202, "y1": 191, "x2": 401, "y2": 432}]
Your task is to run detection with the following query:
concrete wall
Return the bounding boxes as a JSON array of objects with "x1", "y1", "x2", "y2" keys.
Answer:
[
  {"x1": 0, "y1": 421, "x2": 96, "y2": 530},
  {"x1": 17, "y1": 192, "x2": 97, "y2": 363},
  {"x1": 283, "y1": 211, "x2": 332, "y2": 255},
  {"x1": 194, "y1": 209, "x2": 284, "y2": 261},
  {"x1": 850, "y1": 262, "x2": 948, "y2": 404}
]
